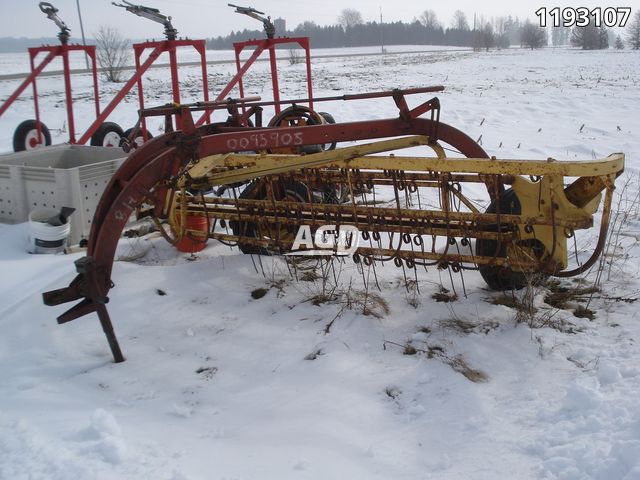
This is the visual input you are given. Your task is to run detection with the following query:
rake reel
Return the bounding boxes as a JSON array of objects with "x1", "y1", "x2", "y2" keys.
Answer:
[{"x1": 43, "y1": 87, "x2": 624, "y2": 363}]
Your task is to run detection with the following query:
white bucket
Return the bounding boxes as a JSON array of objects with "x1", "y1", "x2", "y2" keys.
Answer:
[{"x1": 28, "y1": 208, "x2": 71, "y2": 254}]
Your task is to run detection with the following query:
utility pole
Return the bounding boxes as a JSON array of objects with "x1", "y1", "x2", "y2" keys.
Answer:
[{"x1": 76, "y1": 0, "x2": 89, "y2": 69}]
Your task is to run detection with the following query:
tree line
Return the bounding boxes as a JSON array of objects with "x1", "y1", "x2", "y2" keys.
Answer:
[
  {"x1": 208, "y1": 10, "x2": 511, "y2": 50},
  {"x1": 207, "y1": 8, "x2": 640, "y2": 52}
]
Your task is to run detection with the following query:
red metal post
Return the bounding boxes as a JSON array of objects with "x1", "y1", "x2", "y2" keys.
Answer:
[
  {"x1": 196, "y1": 42, "x2": 210, "y2": 124},
  {"x1": 169, "y1": 44, "x2": 181, "y2": 129},
  {"x1": 134, "y1": 46, "x2": 147, "y2": 137},
  {"x1": 29, "y1": 52, "x2": 43, "y2": 145},
  {"x1": 301, "y1": 39, "x2": 313, "y2": 110},
  {"x1": 88, "y1": 48, "x2": 100, "y2": 118},
  {"x1": 61, "y1": 45, "x2": 77, "y2": 143},
  {"x1": 267, "y1": 43, "x2": 281, "y2": 114}
]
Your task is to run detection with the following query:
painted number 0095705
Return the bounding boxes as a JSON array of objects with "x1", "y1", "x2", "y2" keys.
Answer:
[
  {"x1": 535, "y1": 7, "x2": 632, "y2": 28},
  {"x1": 225, "y1": 131, "x2": 305, "y2": 150}
]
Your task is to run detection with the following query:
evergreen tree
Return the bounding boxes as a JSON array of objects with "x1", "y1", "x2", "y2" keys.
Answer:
[
  {"x1": 571, "y1": 16, "x2": 609, "y2": 50},
  {"x1": 627, "y1": 10, "x2": 640, "y2": 49}
]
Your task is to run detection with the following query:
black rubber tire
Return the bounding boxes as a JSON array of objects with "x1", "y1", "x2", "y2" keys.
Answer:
[
  {"x1": 230, "y1": 181, "x2": 310, "y2": 255},
  {"x1": 476, "y1": 189, "x2": 545, "y2": 291},
  {"x1": 123, "y1": 127, "x2": 153, "y2": 147},
  {"x1": 13, "y1": 119, "x2": 52, "y2": 152},
  {"x1": 90, "y1": 122, "x2": 124, "y2": 147},
  {"x1": 318, "y1": 111, "x2": 337, "y2": 151}
]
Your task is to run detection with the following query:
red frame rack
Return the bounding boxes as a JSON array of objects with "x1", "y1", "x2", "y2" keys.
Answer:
[
  {"x1": 0, "y1": 43, "x2": 100, "y2": 147},
  {"x1": 196, "y1": 36, "x2": 313, "y2": 126},
  {"x1": 0, "y1": 38, "x2": 210, "y2": 147}
]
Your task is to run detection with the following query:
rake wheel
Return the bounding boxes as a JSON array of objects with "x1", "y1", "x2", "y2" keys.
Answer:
[
  {"x1": 231, "y1": 180, "x2": 314, "y2": 255},
  {"x1": 476, "y1": 189, "x2": 549, "y2": 290}
]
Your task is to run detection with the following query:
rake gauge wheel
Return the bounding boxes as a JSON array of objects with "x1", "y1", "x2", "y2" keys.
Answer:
[{"x1": 475, "y1": 189, "x2": 548, "y2": 291}]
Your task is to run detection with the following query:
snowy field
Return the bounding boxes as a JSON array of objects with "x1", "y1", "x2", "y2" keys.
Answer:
[{"x1": 1, "y1": 46, "x2": 640, "y2": 479}]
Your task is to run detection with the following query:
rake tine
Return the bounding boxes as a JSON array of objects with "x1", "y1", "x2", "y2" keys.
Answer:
[
  {"x1": 257, "y1": 252, "x2": 265, "y2": 277},
  {"x1": 371, "y1": 258, "x2": 381, "y2": 291},
  {"x1": 458, "y1": 267, "x2": 468, "y2": 298},
  {"x1": 446, "y1": 265, "x2": 457, "y2": 297},
  {"x1": 330, "y1": 256, "x2": 339, "y2": 286}
]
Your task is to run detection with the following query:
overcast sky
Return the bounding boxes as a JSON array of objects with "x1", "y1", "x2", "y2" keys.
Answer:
[{"x1": 1, "y1": 0, "x2": 638, "y2": 39}]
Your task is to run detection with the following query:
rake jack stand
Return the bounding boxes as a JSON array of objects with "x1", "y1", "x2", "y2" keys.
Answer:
[{"x1": 42, "y1": 256, "x2": 124, "y2": 363}]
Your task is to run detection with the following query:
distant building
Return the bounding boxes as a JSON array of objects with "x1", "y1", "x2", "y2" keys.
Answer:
[{"x1": 273, "y1": 17, "x2": 286, "y2": 34}]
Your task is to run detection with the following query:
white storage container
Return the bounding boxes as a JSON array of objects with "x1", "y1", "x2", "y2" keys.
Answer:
[{"x1": 0, "y1": 145, "x2": 127, "y2": 245}]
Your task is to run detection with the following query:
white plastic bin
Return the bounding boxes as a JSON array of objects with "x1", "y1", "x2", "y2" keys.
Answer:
[{"x1": 0, "y1": 145, "x2": 126, "y2": 245}]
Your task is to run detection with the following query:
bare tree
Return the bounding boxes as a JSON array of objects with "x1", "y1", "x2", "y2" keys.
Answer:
[
  {"x1": 521, "y1": 20, "x2": 546, "y2": 49},
  {"x1": 95, "y1": 26, "x2": 130, "y2": 82},
  {"x1": 627, "y1": 10, "x2": 640, "y2": 49},
  {"x1": 419, "y1": 9, "x2": 440, "y2": 30},
  {"x1": 493, "y1": 16, "x2": 510, "y2": 48},
  {"x1": 550, "y1": 25, "x2": 571, "y2": 46},
  {"x1": 337, "y1": 8, "x2": 364, "y2": 30},
  {"x1": 450, "y1": 10, "x2": 469, "y2": 30}
]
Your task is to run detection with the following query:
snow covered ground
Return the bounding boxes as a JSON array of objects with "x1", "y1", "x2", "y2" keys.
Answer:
[{"x1": 1, "y1": 46, "x2": 640, "y2": 479}]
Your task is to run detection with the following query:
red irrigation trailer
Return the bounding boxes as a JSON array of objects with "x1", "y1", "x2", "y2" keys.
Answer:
[
  {"x1": 0, "y1": 2, "x2": 210, "y2": 152},
  {"x1": 0, "y1": 3, "x2": 100, "y2": 151},
  {"x1": 1, "y1": 2, "x2": 327, "y2": 153}
]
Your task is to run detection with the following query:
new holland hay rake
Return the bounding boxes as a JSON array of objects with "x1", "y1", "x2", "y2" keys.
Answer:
[{"x1": 43, "y1": 87, "x2": 624, "y2": 363}]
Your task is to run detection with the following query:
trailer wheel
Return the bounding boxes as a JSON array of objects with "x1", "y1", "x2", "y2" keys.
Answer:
[
  {"x1": 90, "y1": 122, "x2": 124, "y2": 147},
  {"x1": 13, "y1": 120, "x2": 51, "y2": 152},
  {"x1": 123, "y1": 127, "x2": 154, "y2": 148},
  {"x1": 476, "y1": 189, "x2": 547, "y2": 290}
]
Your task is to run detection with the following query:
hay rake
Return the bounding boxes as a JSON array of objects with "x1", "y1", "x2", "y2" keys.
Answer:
[{"x1": 43, "y1": 87, "x2": 624, "y2": 362}]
